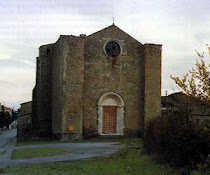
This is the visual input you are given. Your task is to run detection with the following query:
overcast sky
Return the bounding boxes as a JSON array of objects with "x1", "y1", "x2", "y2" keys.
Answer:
[{"x1": 0, "y1": 0, "x2": 209, "y2": 109}]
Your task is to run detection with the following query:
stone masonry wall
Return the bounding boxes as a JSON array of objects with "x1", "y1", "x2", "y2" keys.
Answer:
[
  {"x1": 83, "y1": 25, "x2": 144, "y2": 137},
  {"x1": 32, "y1": 86, "x2": 38, "y2": 134},
  {"x1": 32, "y1": 25, "x2": 162, "y2": 140},
  {"x1": 51, "y1": 38, "x2": 63, "y2": 135},
  {"x1": 143, "y1": 44, "x2": 162, "y2": 124},
  {"x1": 32, "y1": 57, "x2": 41, "y2": 135},
  {"x1": 37, "y1": 44, "x2": 53, "y2": 137},
  {"x1": 52, "y1": 36, "x2": 84, "y2": 140},
  {"x1": 21, "y1": 101, "x2": 32, "y2": 116}
]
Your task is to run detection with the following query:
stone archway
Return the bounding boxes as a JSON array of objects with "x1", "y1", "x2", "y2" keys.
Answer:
[{"x1": 97, "y1": 92, "x2": 124, "y2": 135}]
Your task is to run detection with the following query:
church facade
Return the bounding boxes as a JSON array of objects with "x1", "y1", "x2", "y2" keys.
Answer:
[{"x1": 32, "y1": 24, "x2": 162, "y2": 140}]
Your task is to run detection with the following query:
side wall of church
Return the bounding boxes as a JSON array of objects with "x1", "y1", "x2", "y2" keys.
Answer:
[
  {"x1": 36, "y1": 44, "x2": 53, "y2": 137},
  {"x1": 52, "y1": 36, "x2": 84, "y2": 140},
  {"x1": 83, "y1": 26, "x2": 144, "y2": 138},
  {"x1": 143, "y1": 44, "x2": 162, "y2": 125},
  {"x1": 32, "y1": 86, "x2": 38, "y2": 134},
  {"x1": 32, "y1": 58, "x2": 40, "y2": 135},
  {"x1": 51, "y1": 38, "x2": 64, "y2": 135}
]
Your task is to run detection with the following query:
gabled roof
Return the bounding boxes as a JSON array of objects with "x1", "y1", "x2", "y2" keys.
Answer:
[
  {"x1": 87, "y1": 24, "x2": 142, "y2": 45},
  {"x1": 42, "y1": 24, "x2": 143, "y2": 50},
  {"x1": 162, "y1": 92, "x2": 210, "y2": 116}
]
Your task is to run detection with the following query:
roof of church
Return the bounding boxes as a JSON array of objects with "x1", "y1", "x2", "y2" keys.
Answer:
[
  {"x1": 87, "y1": 24, "x2": 142, "y2": 45},
  {"x1": 44, "y1": 24, "x2": 144, "y2": 48}
]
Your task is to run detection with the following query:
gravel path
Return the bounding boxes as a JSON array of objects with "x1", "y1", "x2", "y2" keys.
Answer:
[{"x1": 0, "y1": 133, "x2": 125, "y2": 169}]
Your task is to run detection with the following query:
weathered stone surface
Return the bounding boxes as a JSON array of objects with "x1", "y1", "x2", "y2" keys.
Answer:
[
  {"x1": 20, "y1": 101, "x2": 32, "y2": 116},
  {"x1": 143, "y1": 44, "x2": 162, "y2": 124},
  {"x1": 31, "y1": 24, "x2": 162, "y2": 140},
  {"x1": 18, "y1": 101, "x2": 32, "y2": 139}
]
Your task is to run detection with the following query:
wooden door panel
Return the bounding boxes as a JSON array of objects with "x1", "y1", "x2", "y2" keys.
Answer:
[{"x1": 103, "y1": 106, "x2": 117, "y2": 133}]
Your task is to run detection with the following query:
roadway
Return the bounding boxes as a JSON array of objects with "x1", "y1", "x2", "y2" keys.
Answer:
[{"x1": 0, "y1": 128, "x2": 17, "y2": 153}]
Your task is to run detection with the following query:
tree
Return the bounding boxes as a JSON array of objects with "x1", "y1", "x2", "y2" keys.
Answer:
[{"x1": 170, "y1": 46, "x2": 210, "y2": 104}]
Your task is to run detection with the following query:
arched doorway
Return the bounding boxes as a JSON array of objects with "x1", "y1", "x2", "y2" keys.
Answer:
[{"x1": 97, "y1": 92, "x2": 124, "y2": 135}]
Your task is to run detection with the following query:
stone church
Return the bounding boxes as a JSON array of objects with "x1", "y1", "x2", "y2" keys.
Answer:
[{"x1": 32, "y1": 24, "x2": 162, "y2": 140}]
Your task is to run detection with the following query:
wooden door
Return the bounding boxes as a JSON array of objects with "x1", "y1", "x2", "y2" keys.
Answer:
[{"x1": 102, "y1": 106, "x2": 117, "y2": 134}]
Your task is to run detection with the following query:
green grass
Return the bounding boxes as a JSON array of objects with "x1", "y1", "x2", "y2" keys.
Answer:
[
  {"x1": 16, "y1": 140, "x2": 87, "y2": 146},
  {"x1": 1, "y1": 138, "x2": 202, "y2": 175},
  {"x1": 190, "y1": 171, "x2": 202, "y2": 175},
  {"x1": 11, "y1": 147, "x2": 74, "y2": 159},
  {"x1": 0, "y1": 150, "x2": 6, "y2": 155},
  {"x1": 2, "y1": 147, "x2": 178, "y2": 175}
]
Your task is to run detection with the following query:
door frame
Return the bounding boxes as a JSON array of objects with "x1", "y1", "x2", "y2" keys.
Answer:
[{"x1": 97, "y1": 92, "x2": 124, "y2": 135}]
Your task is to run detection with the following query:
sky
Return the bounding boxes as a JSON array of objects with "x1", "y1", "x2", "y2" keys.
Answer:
[{"x1": 0, "y1": 0, "x2": 209, "y2": 109}]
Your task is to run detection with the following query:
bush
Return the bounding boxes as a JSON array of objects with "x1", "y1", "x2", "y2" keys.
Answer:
[{"x1": 144, "y1": 112, "x2": 209, "y2": 168}]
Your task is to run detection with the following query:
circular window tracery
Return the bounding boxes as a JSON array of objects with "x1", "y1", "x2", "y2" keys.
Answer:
[{"x1": 104, "y1": 41, "x2": 121, "y2": 59}]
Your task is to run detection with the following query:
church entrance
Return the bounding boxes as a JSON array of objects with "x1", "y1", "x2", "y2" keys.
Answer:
[
  {"x1": 97, "y1": 92, "x2": 124, "y2": 135},
  {"x1": 102, "y1": 106, "x2": 117, "y2": 134}
]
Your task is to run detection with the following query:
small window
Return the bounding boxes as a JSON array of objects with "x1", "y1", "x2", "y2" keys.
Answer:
[{"x1": 47, "y1": 48, "x2": 50, "y2": 54}]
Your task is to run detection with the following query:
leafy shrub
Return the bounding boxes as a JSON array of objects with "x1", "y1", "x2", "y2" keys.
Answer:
[{"x1": 144, "y1": 112, "x2": 209, "y2": 168}]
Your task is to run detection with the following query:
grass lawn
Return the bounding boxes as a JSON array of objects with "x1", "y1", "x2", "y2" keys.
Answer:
[
  {"x1": 2, "y1": 147, "x2": 179, "y2": 175},
  {"x1": 0, "y1": 138, "x2": 202, "y2": 175},
  {"x1": 16, "y1": 140, "x2": 95, "y2": 146},
  {"x1": 11, "y1": 147, "x2": 74, "y2": 159}
]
